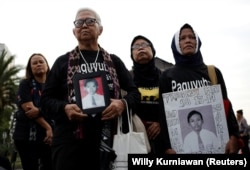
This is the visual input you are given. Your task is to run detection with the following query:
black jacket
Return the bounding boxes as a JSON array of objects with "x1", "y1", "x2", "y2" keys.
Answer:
[
  {"x1": 159, "y1": 64, "x2": 239, "y2": 151},
  {"x1": 40, "y1": 51, "x2": 140, "y2": 146},
  {"x1": 159, "y1": 23, "x2": 239, "y2": 151}
]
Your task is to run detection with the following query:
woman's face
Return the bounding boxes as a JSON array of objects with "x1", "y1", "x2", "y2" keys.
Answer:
[
  {"x1": 73, "y1": 10, "x2": 102, "y2": 43},
  {"x1": 189, "y1": 114, "x2": 203, "y2": 132},
  {"x1": 179, "y1": 28, "x2": 197, "y2": 56},
  {"x1": 132, "y1": 39, "x2": 153, "y2": 64},
  {"x1": 30, "y1": 54, "x2": 48, "y2": 76}
]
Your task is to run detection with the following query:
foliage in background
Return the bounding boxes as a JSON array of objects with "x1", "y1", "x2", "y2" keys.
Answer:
[{"x1": 0, "y1": 49, "x2": 23, "y2": 153}]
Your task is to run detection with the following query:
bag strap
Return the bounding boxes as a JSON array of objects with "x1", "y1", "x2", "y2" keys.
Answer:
[
  {"x1": 207, "y1": 65, "x2": 218, "y2": 85},
  {"x1": 116, "y1": 100, "x2": 133, "y2": 134}
]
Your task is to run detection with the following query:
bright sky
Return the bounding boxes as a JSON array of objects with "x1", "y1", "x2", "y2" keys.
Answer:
[{"x1": 1, "y1": 0, "x2": 250, "y2": 123}]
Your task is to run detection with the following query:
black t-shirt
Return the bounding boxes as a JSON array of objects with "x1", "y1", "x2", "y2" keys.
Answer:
[{"x1": 13, "y1": 79, "x2": 46, "y2": 141}]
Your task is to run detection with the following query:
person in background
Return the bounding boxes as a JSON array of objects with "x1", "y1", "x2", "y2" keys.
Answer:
[
  {"x1": 236, "y1": 109, "x2": 250, "y2": 154},
  {"x1": 82, "y1": 78, "x2": 105, "y2": 109},
  {"x1": 40, "y1": 7, "x2": 140, "y2": 170},
  {"x1": 183, "y1": 110, "x2": 219, "y2": 153},
  {"x1": 159, "y1": 23, "x2": 239, "y2": 154},
  {"x1": 130, "y1": 35, "x2": 168, "y2": 154},
  {"x1": 13, "y1": 53, "x2": 53, "y2": 170}
]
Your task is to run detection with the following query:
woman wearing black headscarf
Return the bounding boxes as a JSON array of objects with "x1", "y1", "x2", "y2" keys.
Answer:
[{"x1": 130, "y1": 35, "x2": 170, "y2": 154}]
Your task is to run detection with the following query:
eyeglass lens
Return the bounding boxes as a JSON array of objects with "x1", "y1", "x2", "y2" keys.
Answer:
[
  {"x1": 74, "y1": 18, "x2": 96, "y2": 28},
  {"x1": 132, "y1": 43, "x2": 150, "y2": 50}
]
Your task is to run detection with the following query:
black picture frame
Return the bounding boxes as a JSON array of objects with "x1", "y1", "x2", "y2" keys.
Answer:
[{"x1": 73, "y1": 72, "x2": 110, "y2": 115}]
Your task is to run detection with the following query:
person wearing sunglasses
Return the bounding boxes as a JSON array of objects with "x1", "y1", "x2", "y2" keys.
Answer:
[{"x1": 40, "y1": 7, "x2": 140, "y2": 170}]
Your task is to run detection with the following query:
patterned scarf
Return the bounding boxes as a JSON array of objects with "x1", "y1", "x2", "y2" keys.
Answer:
[
  {"x1": 67, "y1": 46, "x2": 120, "y2": 103},
  {"x1": 29, "y1": 79, "x2": 41, "y2": 141},
  {"x1": 67, "y1": 45, "x2": 120, "y2": 147}
]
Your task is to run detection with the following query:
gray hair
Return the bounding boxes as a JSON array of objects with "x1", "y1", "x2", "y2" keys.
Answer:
[{"x1": 75, "y1": 7, "x2": 102, "y2": 26}]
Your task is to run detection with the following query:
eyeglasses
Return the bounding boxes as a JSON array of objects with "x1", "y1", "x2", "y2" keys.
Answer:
[
  {"x1": 73, "y1": 18, "x2": 98, "y2": 28},
  {"x1": 132, "y1": 43, "x2": 150, "y2": 50}
]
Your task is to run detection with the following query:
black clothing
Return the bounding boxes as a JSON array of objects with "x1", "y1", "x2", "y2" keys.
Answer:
[
  {"x1": 13, "y1": 79, "x2": 52, "y2": 170},
  {"x1": 14, "y1": 140, "x2": 52, "y2": 170},
  {"x1": 41, "y1": 51, "x2": 139, "y2": 144},
  {"x1": 0, "y1": 155, "x2": 11, "y2": 170},
  {"x1": 133, "y1": 57, "x2": 161, "y2": 87},
  {"x1": 130, "y1": 35, "x2": 165, "y2": 154},
  {"x1": 159, "y1": 24, "x2": 239, "y2": 152},
  {"x1": 132, "y1": 63, "x2": 164, "y2": 154},
  {"x1": 13, "y1": 79, "x2": 47, "y2": 141},
  {"x1": 40, "y1": 49, "x2": 140, "y2": 170}
]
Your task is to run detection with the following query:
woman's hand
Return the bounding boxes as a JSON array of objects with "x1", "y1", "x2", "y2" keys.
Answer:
[
  {"x1": 102, "y1": 99, "x2": 125, "y2": 120},
  {"x1": 65, "y1": 104, "x2": 87, "y2": 121},
  {"x1": 43, "y1": 127, "x2": 53, "y2": 145},
  {"x1": 225, "y1": 135, "x2": 239, "y2": 154},
  {"x1": 146, "y1": 121, "x2": 161, "y2": 140},
  {"x1": 165, "y1": 148, "x2": 176, "y2": 154}
]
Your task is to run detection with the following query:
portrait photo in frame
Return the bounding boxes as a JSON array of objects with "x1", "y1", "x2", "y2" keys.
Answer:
[
  {"x1": 162, "y1": 85, "x2": 229, "y2": 153},
  {"x1": 73, "y1": 72, "x2": 110, "y2": 115}
]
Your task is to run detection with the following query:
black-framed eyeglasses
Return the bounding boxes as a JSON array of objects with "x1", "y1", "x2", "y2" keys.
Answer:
[
  {"x1": 73, "y1": 18, "x2": 98, "y2": 28},
  {"x1": 132, "y1": 43, "x2": 151, "y2": 50}
]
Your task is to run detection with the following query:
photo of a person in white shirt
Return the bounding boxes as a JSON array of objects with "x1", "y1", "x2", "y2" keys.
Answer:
[
  {"x1": 81, "y1": 78, "x2": 105, "y2": 109},
  {"x1": 183, "y1": 110, "x2": 220, "y2": 153}
]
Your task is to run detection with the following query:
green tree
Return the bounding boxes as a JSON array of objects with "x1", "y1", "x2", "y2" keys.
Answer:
[{"x1": 0, "y1": 49, "x2": 23, "y2": 147}]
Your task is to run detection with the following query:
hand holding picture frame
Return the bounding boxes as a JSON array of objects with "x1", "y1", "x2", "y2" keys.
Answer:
[{"x1": 73, "y1": 72, "x2": 110, "y2": 115}]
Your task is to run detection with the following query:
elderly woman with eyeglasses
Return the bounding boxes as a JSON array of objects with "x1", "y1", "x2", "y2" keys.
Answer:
[
  {"x1": 130, "y1": 35, "x2": 173, "y2": 155},
  {"x1": 40, "y1": 7, "x2": 140, "y2": 170}
]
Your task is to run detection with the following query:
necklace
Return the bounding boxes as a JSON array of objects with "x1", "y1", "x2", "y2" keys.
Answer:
[{"x1": 79, "y1": 49, "x2": 100, "y2": 64}]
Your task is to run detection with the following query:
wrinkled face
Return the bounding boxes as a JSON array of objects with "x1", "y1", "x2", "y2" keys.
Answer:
[
  {"x1": 73, "y1": 10, "x2": 103, "y2": 43},
  {"x1": 131, "y1": 39, "x2": 153, "y2": 64},
  {"x1": 30, "y1": 55, "x2": 48, "y2": 76},
  {"x1": 189, "y1": 114, "x2": 203, "y2": 132},
  {"x1": 179, "y1": 28, "x2": 197, "y2": 56}
]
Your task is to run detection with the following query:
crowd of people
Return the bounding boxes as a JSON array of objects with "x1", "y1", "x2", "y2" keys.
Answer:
[{"x1": 1, "y1": 7, "x2": 249, "y2": 170}]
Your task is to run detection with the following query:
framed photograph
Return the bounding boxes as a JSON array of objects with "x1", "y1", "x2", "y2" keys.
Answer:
[
  {"x1": 73, "y1": 72, "x2": 110, "y2": 115},
  {"x1": 162, "y1": 85, "x2": 229, "y2": 153}
]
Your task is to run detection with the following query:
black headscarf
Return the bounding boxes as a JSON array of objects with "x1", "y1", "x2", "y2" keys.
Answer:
[
  {"x1": 130, "y1": 35, "x2": 161, "y2": 87},
  {"x1": 171, "y1": 23, "x2": 204, "y2": 67}
]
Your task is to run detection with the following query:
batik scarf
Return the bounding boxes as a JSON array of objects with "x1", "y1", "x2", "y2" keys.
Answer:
[{"x1": 67, "y1": 45, "x2": 120, "y2": 148}]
